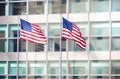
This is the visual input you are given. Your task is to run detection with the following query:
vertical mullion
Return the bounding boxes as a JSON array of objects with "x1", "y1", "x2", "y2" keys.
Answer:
[
  {"x1": 88, "y1": 0, "x2": 91, "y2": 79},
  {"x1": 109, "y1": 0, "x2": 112, "y2": 79}
]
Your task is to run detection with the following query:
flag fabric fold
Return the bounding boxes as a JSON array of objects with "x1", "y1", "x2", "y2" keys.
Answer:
[
  {"x1": 20, "y1": 19, "x2": 47, "y2": 44},
  {"x1": 62, "y1": 17, "x2": 86, "y2": 50}
]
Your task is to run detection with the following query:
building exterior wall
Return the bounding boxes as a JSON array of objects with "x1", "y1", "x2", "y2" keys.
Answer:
[{"x1": 0, "y1": 0, "x2": 120, "y2": 79}]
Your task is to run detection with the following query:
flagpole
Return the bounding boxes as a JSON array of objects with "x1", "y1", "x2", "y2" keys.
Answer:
[
  {"x1": 16, "y1": 15, "x2": 20, "y2": 79},
  {"x1": 59, "y1": 0, "x2": 63, "y2": 79},
  {"x1": 66, "y1": 1, "x2": 69, "y2": 79},
  {"x1": 45, "y1": 0, "x2": 49, "y2": 79}
]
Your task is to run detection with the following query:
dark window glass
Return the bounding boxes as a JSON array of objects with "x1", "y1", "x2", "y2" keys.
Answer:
[{"x1": 0, "y1": 3, "x2": 5, "y2": 15}]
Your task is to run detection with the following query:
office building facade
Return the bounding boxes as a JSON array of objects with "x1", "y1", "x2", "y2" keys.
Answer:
[{"x1": 0, "y1": 0, "x2": 120, "y2": 79}]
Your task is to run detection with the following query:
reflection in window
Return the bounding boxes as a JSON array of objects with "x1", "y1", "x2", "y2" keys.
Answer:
[
  {"x1": 48, "y1": 38, "x2": 60, "y2": 52},
  {"x1": 90, "y1": 76, "x2": 109, "y2": 79},
  {"x1": 9, "y1": 2, "x2": 26, "y2": 15},
  {"x1": 48, "y1": 0, "x2": 66, "y2": 14},
  {"x1": 0, "y1": 25, "x2": 6, "y2": 38},
  {"x1": 8, "y1": 76, "x2": 16, "y2": 79},
  {"x1": 90, "y1": 0, "x2": 109, "y2": 12},
  {"x1": 8, "y1": 61, "x2": 17, "y2": 74},
  {"x1": 111, "y1": 76, "x2": 120, "y2": 79},
  {"x1": 9, "y1": 25, "x2": 18, "y2": 37},
  {"x1": 28, "y1": 42, "x2": 44, "y2": 52},
  {"x1": 112, "y1": 37, "x2": 120, "y2": 51},
  {"x1": 90, "y1": 22, "x2": 109, "y2": 36},
  {"x1": 111, "y1": 60, "x2": 120, "y2": 74},
  {"x1": 0, "y1": 76, "x2": 6, "y2": 79},
  {"x1": 29, "y1": 1, "x2": 44, "y2": 14},
  {"x1": 19, "y1": 40, "x2": 26, "y2": 52},
  {"x1": 69, "y1": 61, "x2": 88, "y2": 75},
  {"x1": 0, "y1": 3, "x2": 5, "y2": 15},
  {"x1": 19, "y1": 62, "x2": 26, "y2": 75},
  {"x1": 112, "y1": 22, "x2": 120, "y2": 35},
  {"x1": 0, "y1": 61, "x2": 7, "y2": 74},
  {"x1": 0, "y1": 39, "x2": 7, "y2": 52},
  {"x1": 28, "y1": 61, "x2": 46, "y2": 75},
  {"x1": 90, "y1": 37, "x2": 109, "y2": 51},
  {"x1": 48, "y1": 24, "x2": 60, "y2": 37},
  {"x1": 91, "y1": 60, "x2": 109, "y2": 74},
  {"x1": 49, "y1": 61, "x2": 59, "y2": 74},
  {"x1": 112, "y1": 0, "x2": 120, "y2": 11},
  {"x1": 8, "y1": 39, "x2": 17, "y2": 52},
  {"x1": 69, "y1": 76, "x2": 87, "y2": 79},
  {"x1": 69, "y1": 0, "x2": 88, "y2": 13},
  {"x1": 28, "y1": 76, "x2": 45, "y2": 79}
]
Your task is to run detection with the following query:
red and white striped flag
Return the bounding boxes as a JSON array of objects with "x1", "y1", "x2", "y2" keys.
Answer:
[
  {"x1": 62, "y1": 17, "x2": 86, "y2": 50},
  {"x1": 20, "y1": 19, "x2": 47, "y2": 44}
]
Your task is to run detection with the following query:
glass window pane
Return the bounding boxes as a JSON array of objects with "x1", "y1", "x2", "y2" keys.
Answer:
[
  {"x1": 48, "y1": 0, "x2": 66, "y2": 14},
  {"x1": 69, "y1": 0, "x2": 88, "y2": 13},
  {"x1": 69, "y1": 61, "x2": 88, "y2": 74},
  {"x1": 68, "y1": 76, "x2": 87, "y2": 79},
  {"x1": 90, "y1": 76, "x2": 109, "y2": 79},
  {"x1": 28, "y1": 76, "x2": 45, "y2": 79},
  {"x1": 112, "y1": 76, "x2": 120, "y2": 79},
  {"x1": 28, "y1": 61, "x2": 46, "y2": 75},
  {"x1": 0, "y1": 61, "x2": 7, "y2": 74},
  {"x1": 28, "y1": 42, "x2": 44, "y2": 52},
  {"x1": 111, "y1": 60, "x2": 120, "y2": 74},
  {"x1": 9, "y1": 24, "x2": 18, "y2": 37},
  {"x1": 8, "y1": 39, "x2": 17, "y2": 52},
  {"x1": 112, "y1": 0, "x2": 120, "y2": 12},
  {"x1": 91, "y1": 60, "x2": 109, "y2": 74},
  {"x1": 48, "y1": 38, "x2": 65, "y2": 52},
  {"x1": 0, "y1": 76, "x2": 6, "y2": 79},
  {"x1": 0, "y1": 25, "x2": 7, "y2": 38},
  {"x1": 9, "y1": 2, "x2": 26, "y2": 15},
  {"x1": 28, "y1": 1, "x2": 44, "y2": 14},
  {"x1": 18, "y1": 76, "x2": 26, "y2": 79},
  {"x1": 90, "y1": 22, "x2": 109, "y2": 36},
  {"x1": 90, "y1": 0, "x2": 109, "y2": 12},
  {"x1": 8, "y1": 76, "x2": 16, "y2": 79},
  {"x1": 0, "y1": 39, "x2": 7, "y2": 52},
  {"x1": 8, "y1": 61, "x2": 17, "y2": 74},
  {"x1": 90, "y1": 37, "x2": 109, "y2": 51},
  {"x1": 48, "y1": 23, "x2": 60, "y2": 37},
  {"x1": 112, "y1": 37, "x2": 120, "y2": 51},
  {"x1": 49, "y1": 61, "x2": 59, "y2": 74},
  {"x1": 112, "y1": 22, "x2": 120, "y2": 35},
  {"x1": 0, "y1": 3, "x2": 5, "y2": 16},
  {"x1": 19, "y1": 40, "x2": 26, "y2": 52},
  {"x1": 19, "y1": 62, "x2": 26, "y2": 75}
]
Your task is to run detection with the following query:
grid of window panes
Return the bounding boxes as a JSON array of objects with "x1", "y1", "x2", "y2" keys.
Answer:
[{"x1": 0, "y1": 0, "x2": 120, "y2": 79}]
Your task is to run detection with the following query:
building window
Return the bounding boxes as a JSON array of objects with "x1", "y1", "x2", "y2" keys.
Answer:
[
  {"x1": 28, "y1": 61, "x2": 45, "y2": 75},
  {"x1": 69, "y1": 0, "x2": 88, "y2": 13},
  {"x1": 91, "y1": 60, "x2": 109, "y2": 74},
  {"x1": 112, "y1": 0, "x2": 120, "y2": 11},
  {"x1": 0, "y1": 3, "x2": 5, "y2": 16},
  {"x1": 90, "y1": 0, "x2": 109, "y2": 12},
  {"x1": 69, "y1": 61, "x2": 88, "y2": 74},
  {"x1": 0, "y1": 61, "x2": 7, "y2": 74},
  {"x1": 48, "y1": 0, "x2": 66, "y2": 14},
  {"x1": 28, "y1": 1, "x2": 44, "y2": 14},
  {"x1": 8, "y1": 61, "x2": 17, "y2": 74},
  {"x1": 9, "y1": 2, "x2": 26, "y2": 15}
]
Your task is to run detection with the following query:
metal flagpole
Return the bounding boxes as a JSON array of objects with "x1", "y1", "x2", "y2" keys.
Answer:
[
  {"x1": 45, "y1": 0, "x2": 49, "y2": 79},
  {"x1": 59, "y1": 0, "x2": 63, "y2": 79},
  {"x1": 17, "y1": 15, "x2": 20, "y2": 79}
]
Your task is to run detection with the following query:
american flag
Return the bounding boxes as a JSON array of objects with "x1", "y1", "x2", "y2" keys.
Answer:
[
  {"x1": 62, "y1": 17, "x2": 86, "y2": 50},
  {"x1": 20, "y1": 19, "x2": 47, "y2": 44}
]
